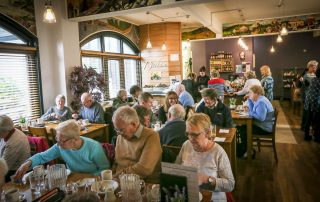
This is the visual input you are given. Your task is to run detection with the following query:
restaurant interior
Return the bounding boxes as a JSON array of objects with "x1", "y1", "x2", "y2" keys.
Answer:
[{"x1": 0, "y1": 0, "x2": 320, "y2": 201}]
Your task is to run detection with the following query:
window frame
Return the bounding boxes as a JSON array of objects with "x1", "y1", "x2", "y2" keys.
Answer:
[
  {"x1": 80, "y1": 31, "x2": 141, "y2": 99},
  {"x1": 0, "y1": 13, "x2": 42, "y2": 123}
]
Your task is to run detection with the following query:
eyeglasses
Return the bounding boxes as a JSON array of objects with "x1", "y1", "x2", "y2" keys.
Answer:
[
  {"x1": 186, "y1": 130, "x2": 207, "y2": 138},
  {"x1": 55, "y1": 136, "x2": 73, "y2": 144},
  {"x1": 114, "y1": 127, "x2": 125, "y2": 135}
]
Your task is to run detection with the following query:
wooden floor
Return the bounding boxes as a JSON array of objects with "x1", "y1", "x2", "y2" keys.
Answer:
[{"x1": 233, "y1": 101, "x2": 320, "y2": 202}]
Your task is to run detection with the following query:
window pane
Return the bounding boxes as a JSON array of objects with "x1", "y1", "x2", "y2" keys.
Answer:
[
  {"x1": 124, "y1": 59, "x2": 137, "y2": 92},
  {"x1": 108, "y1": 60, "x2": 120, "y2": 98},
  {"x1": 82, "y1": 57, "x2": 102, "y2": 73},
  {"x1": 0, "y1": 53, "x2": 40, "y2": 123},
  {"x1": 0, "y1": 27, "x2": 25, "y2": 44},
  {"x1": 81, "y1": 38, "x2": 101, "y2": 51},
  {"x1": 123, "y1": 43, "x2": 135, "y2": 55},
  {"x1": 104, "y1": 37, "x2": 120, "y2": 53}
]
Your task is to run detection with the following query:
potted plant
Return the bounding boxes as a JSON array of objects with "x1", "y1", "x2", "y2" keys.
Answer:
[
  {"x1": 19, "y1": 116, "x2": 27, "y2": 130},
  {"x1": 69, "y1": 66, "x2": 106, "y2": 111}
]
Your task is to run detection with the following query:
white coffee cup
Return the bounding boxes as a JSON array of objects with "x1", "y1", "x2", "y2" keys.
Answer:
[
  {"x1": 5, "y1": 188, "x2": 19, "y2": 202},
  {"x1": 37, "y1": 118, "x2": 44, "y2": 125},
  {"x1": 101, "y1": 169, "x2": 112, "y2": 180}
]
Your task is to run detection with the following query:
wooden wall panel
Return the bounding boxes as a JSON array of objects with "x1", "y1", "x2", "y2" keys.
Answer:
[{"x1": 139, "y1": 22, "x2": 182, "y2": 87}]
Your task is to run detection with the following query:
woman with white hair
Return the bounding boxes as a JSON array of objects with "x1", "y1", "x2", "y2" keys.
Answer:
[
  {"x1": 235, "y1": 71, "x2": 261, "y2": 96},
  {"x1": 14, "y1": 120, "x2": 110, "y2": 180},
  {"x1": 41, "y1": 94, "x2": 72, "y2": 122},
  {"x1": 112, "y1": 89, "x2": 129, "y2": 111},
  {"x1": 176, "y1": 113, "x2": 234, "y2": 201},
  {"x1": 0, "y1": 115, "x2": 30, "y2": 182}
]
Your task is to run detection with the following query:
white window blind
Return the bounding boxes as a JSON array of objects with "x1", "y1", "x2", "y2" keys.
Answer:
[
  {"x1": 124, "y1": 59, "x2": 137, "y2": 92},
  {"x1": 108, "y1": 60, "x2": 120, "y2": 98},
  {"x1": 0, "y1": 53, "x2": 40, "y2": 123},
  {"x1": 82, "y1": 56, "x2": 102, "y2": 73}
]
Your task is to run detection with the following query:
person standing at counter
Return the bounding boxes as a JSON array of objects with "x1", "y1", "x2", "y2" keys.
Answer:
[
  {"x1": 41, "y1": 94, "x2": 72, "y2": 122},
  {"x1": 182, "y1": 72, "x2": 197, "y2": 101},
  {"x1": 260, "y1": 65, "x2": 274, "y2": 101},
  {"x1": 196, "y1": 66, "x2": 210, "y2": 91},
  {"x1": 235, "y1": 71, "x2": 261, "y2": 96},
  {"x1": 208, "y1": 70, "x2": 234, "y2": 102}
]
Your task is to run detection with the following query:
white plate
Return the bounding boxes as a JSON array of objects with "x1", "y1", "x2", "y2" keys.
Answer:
[{"x1": 91, "y1": 180, "x2": 119, "y2": 193}]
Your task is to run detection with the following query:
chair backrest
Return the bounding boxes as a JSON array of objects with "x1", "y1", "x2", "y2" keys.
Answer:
[
  {"x1": 27, "y1": 136, "x2": 50, "y2": 155},
  {"x1": 162, "y1": 145, "x2": 182, "y2": 163},
  {"x1": 101, "y1": 143, "x2": 115, "y2": 166},
  {"x1": 28, "y1": 126, "x2": 53, "y2": 146},
  {"x1": 272, "y1": 108, "x2": 279, "y2": 135}
]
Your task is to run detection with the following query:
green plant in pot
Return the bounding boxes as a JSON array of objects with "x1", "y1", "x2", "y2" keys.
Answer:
[
  {"x1": 69, "y1": 66, "x2": 106, "y2": 111},
  {"x1": 229, "y1": 98, "x2": 236, "y2": 109}
]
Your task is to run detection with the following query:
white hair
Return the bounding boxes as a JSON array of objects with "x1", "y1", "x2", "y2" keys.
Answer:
[
  {"x1": 55, "y1": 120, "x2": 81, "y2": 139},
  {"x1": 55, "y1": 94, "x2": 66, "y2": 103},
  {"x1": 168, "y1": 104, "x2": 186, "y2": 119},
  {"x1": 0, "y1": 114, "x2": 14, "y2": 133},
  {"x1": 112, "y1": 106, "x2": 139, "y2": 125}
]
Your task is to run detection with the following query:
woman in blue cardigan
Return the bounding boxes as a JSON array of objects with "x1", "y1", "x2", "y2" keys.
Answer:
[
  {"x1": 247, "y1": 85, "x2": 274, "y2": 134},
  {"x1": 14, "y1": 120, "x2": 110, "y2": 180}
]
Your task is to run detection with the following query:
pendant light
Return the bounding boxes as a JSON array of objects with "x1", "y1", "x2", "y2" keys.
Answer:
[
  {"x1": 161, "y1": 21, "x2": 166, "y2": 51},
  {"x1": 276, "y1": 34, "x2": 283, "y2": 43},
  {"x1": 270, "y1": 45, "x2": 275, "y2": 53},
  {"x1": 43, "y1": 0, "x2": 56, "y2": 23},
  {"x1": 146, "y1": 12, "x2": 152, "y2": 49},
  {"x1": 280, "y1": 26, "x2": 288, "y2": 36}
]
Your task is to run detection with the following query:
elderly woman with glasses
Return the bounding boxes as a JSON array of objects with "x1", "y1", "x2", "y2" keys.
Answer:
[
  {"x1": 14, "y1": 120, "x2": 110, "y2": 180},
  {"x1": 158, "y1": 91, "x2": 180, "y2": 124},
  {"x1": 176, "y1": 113, "x2": 235, "y2": 202}
]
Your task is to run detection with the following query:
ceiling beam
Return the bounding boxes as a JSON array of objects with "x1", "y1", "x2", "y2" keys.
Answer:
[{"x1": 180, "y1": 4, "x2": 222, "y2": 37}]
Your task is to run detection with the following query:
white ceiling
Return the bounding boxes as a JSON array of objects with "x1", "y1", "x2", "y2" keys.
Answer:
[{"x1": 114, "y1": 0, "x2": 320, "y2": 37}]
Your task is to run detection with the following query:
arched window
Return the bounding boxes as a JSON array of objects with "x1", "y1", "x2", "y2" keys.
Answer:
[
  {"x1": 0, "y1": 13, "x2": 41, "y2": 123},
  {"x1": 80, "y1": 31, "x2": 141, "y2": 99}
]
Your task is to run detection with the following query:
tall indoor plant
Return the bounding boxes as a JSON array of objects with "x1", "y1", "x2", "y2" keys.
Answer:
[{"x1": 69, "y1": 66, "x2": 106, "y2": 111}]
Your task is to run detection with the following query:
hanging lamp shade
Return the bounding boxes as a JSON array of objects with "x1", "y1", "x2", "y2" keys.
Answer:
[
  {"x1": 280, "y1": 27, "x2": 288, "y2": 36},
  {"x1": 270, "y1": 45, "x2": 275, "y2": 52},
  {"x1": 161, "y1": 42, "x2": 166, "y2": 50},
  {"x1": 276, "y1": 34, "x2": 283, "y2": 43},
  {"x1": 43, "y1": 1, "x2": 56, "y2": 23}
]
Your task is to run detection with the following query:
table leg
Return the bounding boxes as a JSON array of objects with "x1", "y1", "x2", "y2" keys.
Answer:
[{"x1": 247, "y1": 119, "x2": 253, "y2": 160}]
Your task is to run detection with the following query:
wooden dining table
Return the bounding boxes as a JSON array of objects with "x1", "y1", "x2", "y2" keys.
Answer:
[
  {"x1": 3, "y1": 172, "x2": 213, "y2": 202},
  {"x1": 45, "y1": 122, "x2": 109, "y2": 143},
  {"x1": 231, "y1": 109, "x2": 253, "y2": 160}
]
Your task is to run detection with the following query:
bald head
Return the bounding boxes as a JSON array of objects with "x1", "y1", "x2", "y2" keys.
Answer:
[{"x1": 81, "y1": 93, "x2": 93, "y2": 108}]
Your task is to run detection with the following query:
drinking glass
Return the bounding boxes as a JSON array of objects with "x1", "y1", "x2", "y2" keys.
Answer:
[
  {"x1": 29, "y1": 173, "x2": 42, "y2": 196},
  {"x1": 119, "y1": 174, "x2": 143, "y2": 202},
  {"x1": 47, "y1": 164, "x2": 67, "y2": 190}
]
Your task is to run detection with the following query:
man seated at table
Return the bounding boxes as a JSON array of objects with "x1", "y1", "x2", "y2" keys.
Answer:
[
  {"x1": 72, "y1": 92, "x2": 105, "y2": 124},
  {"x1": 134, "y1": 105, "x2": 151, "y2": 128},
  {"x1": 133, "y1": 92, "x2": 159, "y2": 125},
  {"x1": 0, "y1": 115, "x2": 30, "y2": 182},
  {"x1": 41, "y1": 94, "x2": 72, "y2": 122},
  {"x1": 196, "y1": 88, "x2": 233, "y2": 128},
  {"x1": 129, "y1": 85, "x2": 142, "y2": 104},
  {"x1": 14, "y1": 120, "x2": 110, "y2": 179},
  {"x1": 175, "y1": 84, "x2": 195, "y2": 108},
  {"x1": 112, "y1": 106, "x2": 162, "y2": 183},
  {"x1": 159, "y1": 104, "x2": 187, "y2": 146},
  {"x1": 112, "y1": 89, "x2": 130, "y2": 111}
]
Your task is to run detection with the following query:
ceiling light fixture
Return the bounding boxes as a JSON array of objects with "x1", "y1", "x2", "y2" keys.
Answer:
[
  {"x1": 146, "y1": 12, "x2": 152, "y2": 49},
  {"x1": 276, "y1": 34, "x2": 283, "y2": 43},
  {"x1": 270, "y1": 45, "x2": 275, "y2": 53},
  {"x1": 43, "y1": 0, "x2": 56, "y2": 23},
  {"x1": 280, "y1": 26, "x2": 288, "y2": 36},
  {"x1": 161, "y1": 20, "x2": 167, "y2": 51}
]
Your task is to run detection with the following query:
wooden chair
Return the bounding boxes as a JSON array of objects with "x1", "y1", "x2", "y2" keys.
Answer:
[
  {"x1": 252, "y1": 108, "x2": 278, "y2": 162},
  {"x1": 101, "y1": 143, "x2": 115, "y2": 167},
  {"x1": 28, "y1": 126, "x2": 55, "y2": 146},
  {"x1": 162, "y1": 145, "x2": 182, "y2": 163}
]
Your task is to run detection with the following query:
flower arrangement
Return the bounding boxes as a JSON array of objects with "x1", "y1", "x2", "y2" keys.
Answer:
[
  {"x1": 69, "y1": 66, "x2": 106, "y2": 111},
  {"x1": 230, "y1": 78, "x2": 245, "y2": 91}
]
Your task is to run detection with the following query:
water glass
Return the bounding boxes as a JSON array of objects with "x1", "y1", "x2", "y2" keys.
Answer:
[
  {"x1": 47, "y1": 164, "x2": 67, "y2": 190},
  {"x1": 29, "y1": 173, "x2": 42, "y2": 195},
  {"x1": 119, "y1": 174, "x2": 143, "y2": 202},
  {"x1": 211, "y1": 124, "x2": 216, "y2": 138}
]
